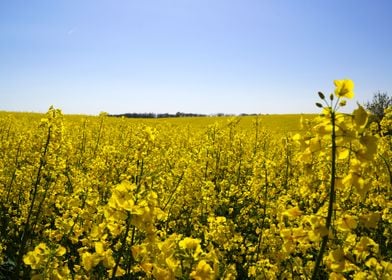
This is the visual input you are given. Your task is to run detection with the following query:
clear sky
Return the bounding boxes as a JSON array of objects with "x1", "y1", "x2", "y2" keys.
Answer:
[{"x1": 1, "y1": 0, "x2": 391, "y2": 115}]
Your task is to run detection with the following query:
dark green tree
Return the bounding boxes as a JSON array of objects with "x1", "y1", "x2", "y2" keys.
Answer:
[{"x1": 365, "y1": 91, "x2": 392, "y2": 122}]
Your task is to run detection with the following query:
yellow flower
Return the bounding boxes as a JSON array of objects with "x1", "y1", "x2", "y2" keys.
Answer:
[
  {"x1": 307, "y1": 216, "x2": 329, "y2": 242},
  {"x1": 353, "y1": 104, "x2": 368, "y2": 128},
  {"x1": 102, "y1": 250, "x2": 115, "y2": 268},
  {"x1": 334, "y1": 79, "x2": 354, "y2": 99},
  {"x1": 179, "y1": 237, "x2": 201, "y2": 251},
  {"x1": 55, "y1": 246, "x2": 67, "y2": 256},
  {"x1": 35, "y1": 243, "x2": 49, "y2": 255},
  {"x1": 358, "y1": 135, "x2": 378, "y2": 161},
  {"x1": 283, "y1": 206, "x2": 303, "y2": 218},
  {"x1": 337, "y1": 215, "x2": 358, "y2": 232},
  {"x1": 353, "y1": 237, "x2": 378, "y2": 261},
  {"x1": 329, "y1": 272, "x2": 346, "y2": 279},
  {"x1": 327, "y1": 248, "x2": 346, "y2": 272},
  {"x1": 23, "y1": 251, "x2": 41, "y2": 270},
  {"x1": 95, "y1": 242, "x2": 105, "y2": 255},
  {"x1": 152, "y1": 266, "x2": 171, "y2": 280},
  {"x1": 342, "y1": 172, "x2": 370, "y2": 199},
  {"x1": 248, "y1": 266, "x2": 257, "y2": 277},
  {"x1": 109, "y1": 266, "x2": 126, "y2": 277},
  {"x1": 108, "y1": 182, "x2": 135, "y2": 211},
  {"x1": 81, "y1": 252, "x2": 101, "y2": 271},
  {"x1": 359, "y1": 212, "x2": 380, "y2": 229},
  {"x1": 165, "y1": 256, "x2": 180, "y2": 272},
  {"x1": 23, "y1": 243, "x2": 50, "y2": 269},
  {"x1": 337, "y1": 148, "x2": 350, "y2": 160},
  {"x1": 106, "y1": 221, "x2": 124, "y2": 236},
  {"x1": 190, "y1": 260, "x2": 214, "y2": 280}
]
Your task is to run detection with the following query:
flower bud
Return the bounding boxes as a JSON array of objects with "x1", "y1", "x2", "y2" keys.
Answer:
[
  {"x1": 318, "y1": 92, "x2": 325, "y2": 100},
  {"x1": 316, "y1": 103, "x2": 323, "y2": 108},
  {"x1": 330, "y1": 94, "x2": 334, "y2": 101}
]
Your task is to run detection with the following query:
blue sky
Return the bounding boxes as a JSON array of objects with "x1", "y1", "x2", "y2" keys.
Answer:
[{"x1": 1, "y1": 0, "x2": 391, "y2": 115}]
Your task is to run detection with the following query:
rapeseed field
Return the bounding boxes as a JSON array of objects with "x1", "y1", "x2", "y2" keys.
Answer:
[{"x1": 0, "y1": 80, "x2": 391, "y2": 279}]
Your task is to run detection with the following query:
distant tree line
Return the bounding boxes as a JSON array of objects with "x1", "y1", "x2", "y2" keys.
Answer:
[
  {"x1": 364, "y1": 91, "x2": 391, "y2": 135},
  {"x1": 108, "y1": 112, "x2": 209, "y2": 119},
  {"x1": 108, "y1": 112, "x2": 262, "y2": 119},
  {"x1": 364, "y1": 91, "x2": 391, "y2": 123}
]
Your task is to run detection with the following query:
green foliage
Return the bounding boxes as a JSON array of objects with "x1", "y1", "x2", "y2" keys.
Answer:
[{"x1": 365, "y1": 91, "x2": 392, "y2": 123}]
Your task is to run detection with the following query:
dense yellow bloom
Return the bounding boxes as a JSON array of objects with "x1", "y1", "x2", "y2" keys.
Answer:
[
  {"x1": 353, "y1": 237, "x2": 379, "y2": 261},
  {"x1": 23, "y1": 252, "x2": 42, "y2": 270},
  {"x1": 2, "y1": 91, "x2": 391, "y2": 280},
  {"x1": 326, "y1": 248, "x2": 346, "y2": 272},
  {"x1": 337, "y1": 215, "x2": 358, "y2": 231},
  {"x1": 165, "y1": 256, "x2": 180, "y2": 272},
  {"x1": 353, "y1": 105, "x2": 368, "y2": 128},
  {"x1": 329, "y1": 272, "x2": 346, "y2": 279},
  {"x1": 55, "y1": 246, "x2": 67, "y2": 256},
  {"x1": 357, "y1": 135, "x2": 378, "y2": 161},
  {"x1": 343, "y1": 172, "x2": 367, "y2": 198},
  {"x1": 359, "y1": 212, "x2": 380, "y2": 229},
  {"x1": 283, "y1": 206, "x2": 303, "y2": 218},
  {"x1": 23, "y1": 243, "x2": 50, "y2": 269},
  {"x1": 280, "y1": 227, "x2": 308, "y2": 253},
  {"x1": 190, "y1": 260, "x2": 215, "y2": 280},
  {"x1": 153, "y1": 266, "x2": 172, "y2": 280},
  {"x1": 334, "y1": 79, "x2": 354, "y2": 99},
  {"x1": 108, "y1": 266, "x2": 126, "y2": 277},
  {"x1": 108, "y1": 181, "x2": 136, "y2": 211},
  {"x1": 179, "y1": 237, "x2": 201, "y2": 251},
  {"x1": 307, "y1": 216, "x2": 329, "y2": 242},
  {"x1": 81, "y1": 252, "x2": 101, "y2": 271}
]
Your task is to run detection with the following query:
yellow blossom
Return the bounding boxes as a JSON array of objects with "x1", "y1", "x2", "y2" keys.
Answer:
[
  {"x1": 102, "y1": 250, "x2": 115, "y2": 268},
  {"x1": 342, "y1": 172, "x2": 368, "y2": 199},
  {"x1": 179, "y1": 237, "x2": 201, "y2": 251},
  {"x1": 329, "y1": 272, "x2": 346, "y2": 279},
  {"x1": 153, "y1": 266, "x2": 171, "y2": 280},
  {"x1": 23, "y1": 252, "x2": 41, "y2": 270},
  {"x1": 190, "y1": 260, "x2": 215, "y2": 280},
  {"x1": 165, "y1": 256, "x2": 180, "y2": 272},
  {"x1": 307, "y1": 216, "x2": 329, "y2": 242},
  {"x1": 334, "y1": 79, "x2": 354, "y2": 99},
  {"x1": 337, "y1": 215, "x2": 358, "y2": 232},
  {"x1": 95, "y1": 242, "x2": 105, "y2": 254},
  {"x1": 81, "y1": 252, "x2": 101, "y2": 271},
  {"x1": 359, "y1": 212, "x2": 380, "y2": 229},
  {"x1": 327, "y1": 248, "x2": 346, "y2": 272},
  {"x1": 353, "y1": 237, "x2": 379, "y2": 261},
  {"x1": 108, "y1": 181, "x2": 136, "y2": 211},
  {"x1": 23, "y1": 243, "x2": 50, "y2": 269},
  {"x1": 353, "y1": 104, "x2": 368, "y2": 128},
  {"x1": 109, "y1": 266, "x2": 126, "y2": 277},
  {"x1": 283, "y1": 206, "x2": 303, "y2": 218}
]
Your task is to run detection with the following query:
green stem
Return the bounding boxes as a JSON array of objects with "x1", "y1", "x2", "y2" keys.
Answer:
[
  {"x1": 14, "y1": 126, "x2": 51, "y2": 279},
  {"x1": 312, "y1": 111, "x2": 336, "y2": 280},
  {"x1": 93, "y1": 117, "x2": 104, "y2": 157},
  {"x1": 256, "y1": 165, "x2": 269, "y2": 261},
  {"x1": 379, "y1": 154, "x2": 392, "y2": 188},
  {"x1": 111, "y1": 212, "x2": 131, "y2": 279}
]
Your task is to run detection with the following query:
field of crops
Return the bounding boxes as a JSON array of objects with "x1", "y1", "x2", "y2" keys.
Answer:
[{"x1": 0, "y1": 81, "x2": 391, "y2": 279}]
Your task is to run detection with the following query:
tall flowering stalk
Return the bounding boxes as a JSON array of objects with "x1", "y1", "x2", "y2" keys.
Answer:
[
  {"x1": 309, "y1": 80, "x2": 379, "y2": 278},
  {"x1": 311, "y1": 80, "x2": 354, "y2": 279}
]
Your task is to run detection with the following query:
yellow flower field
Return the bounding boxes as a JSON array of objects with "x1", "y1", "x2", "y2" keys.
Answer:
[{"x1": 0, "y1": 81, "x2": 391, "y2": 279}]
